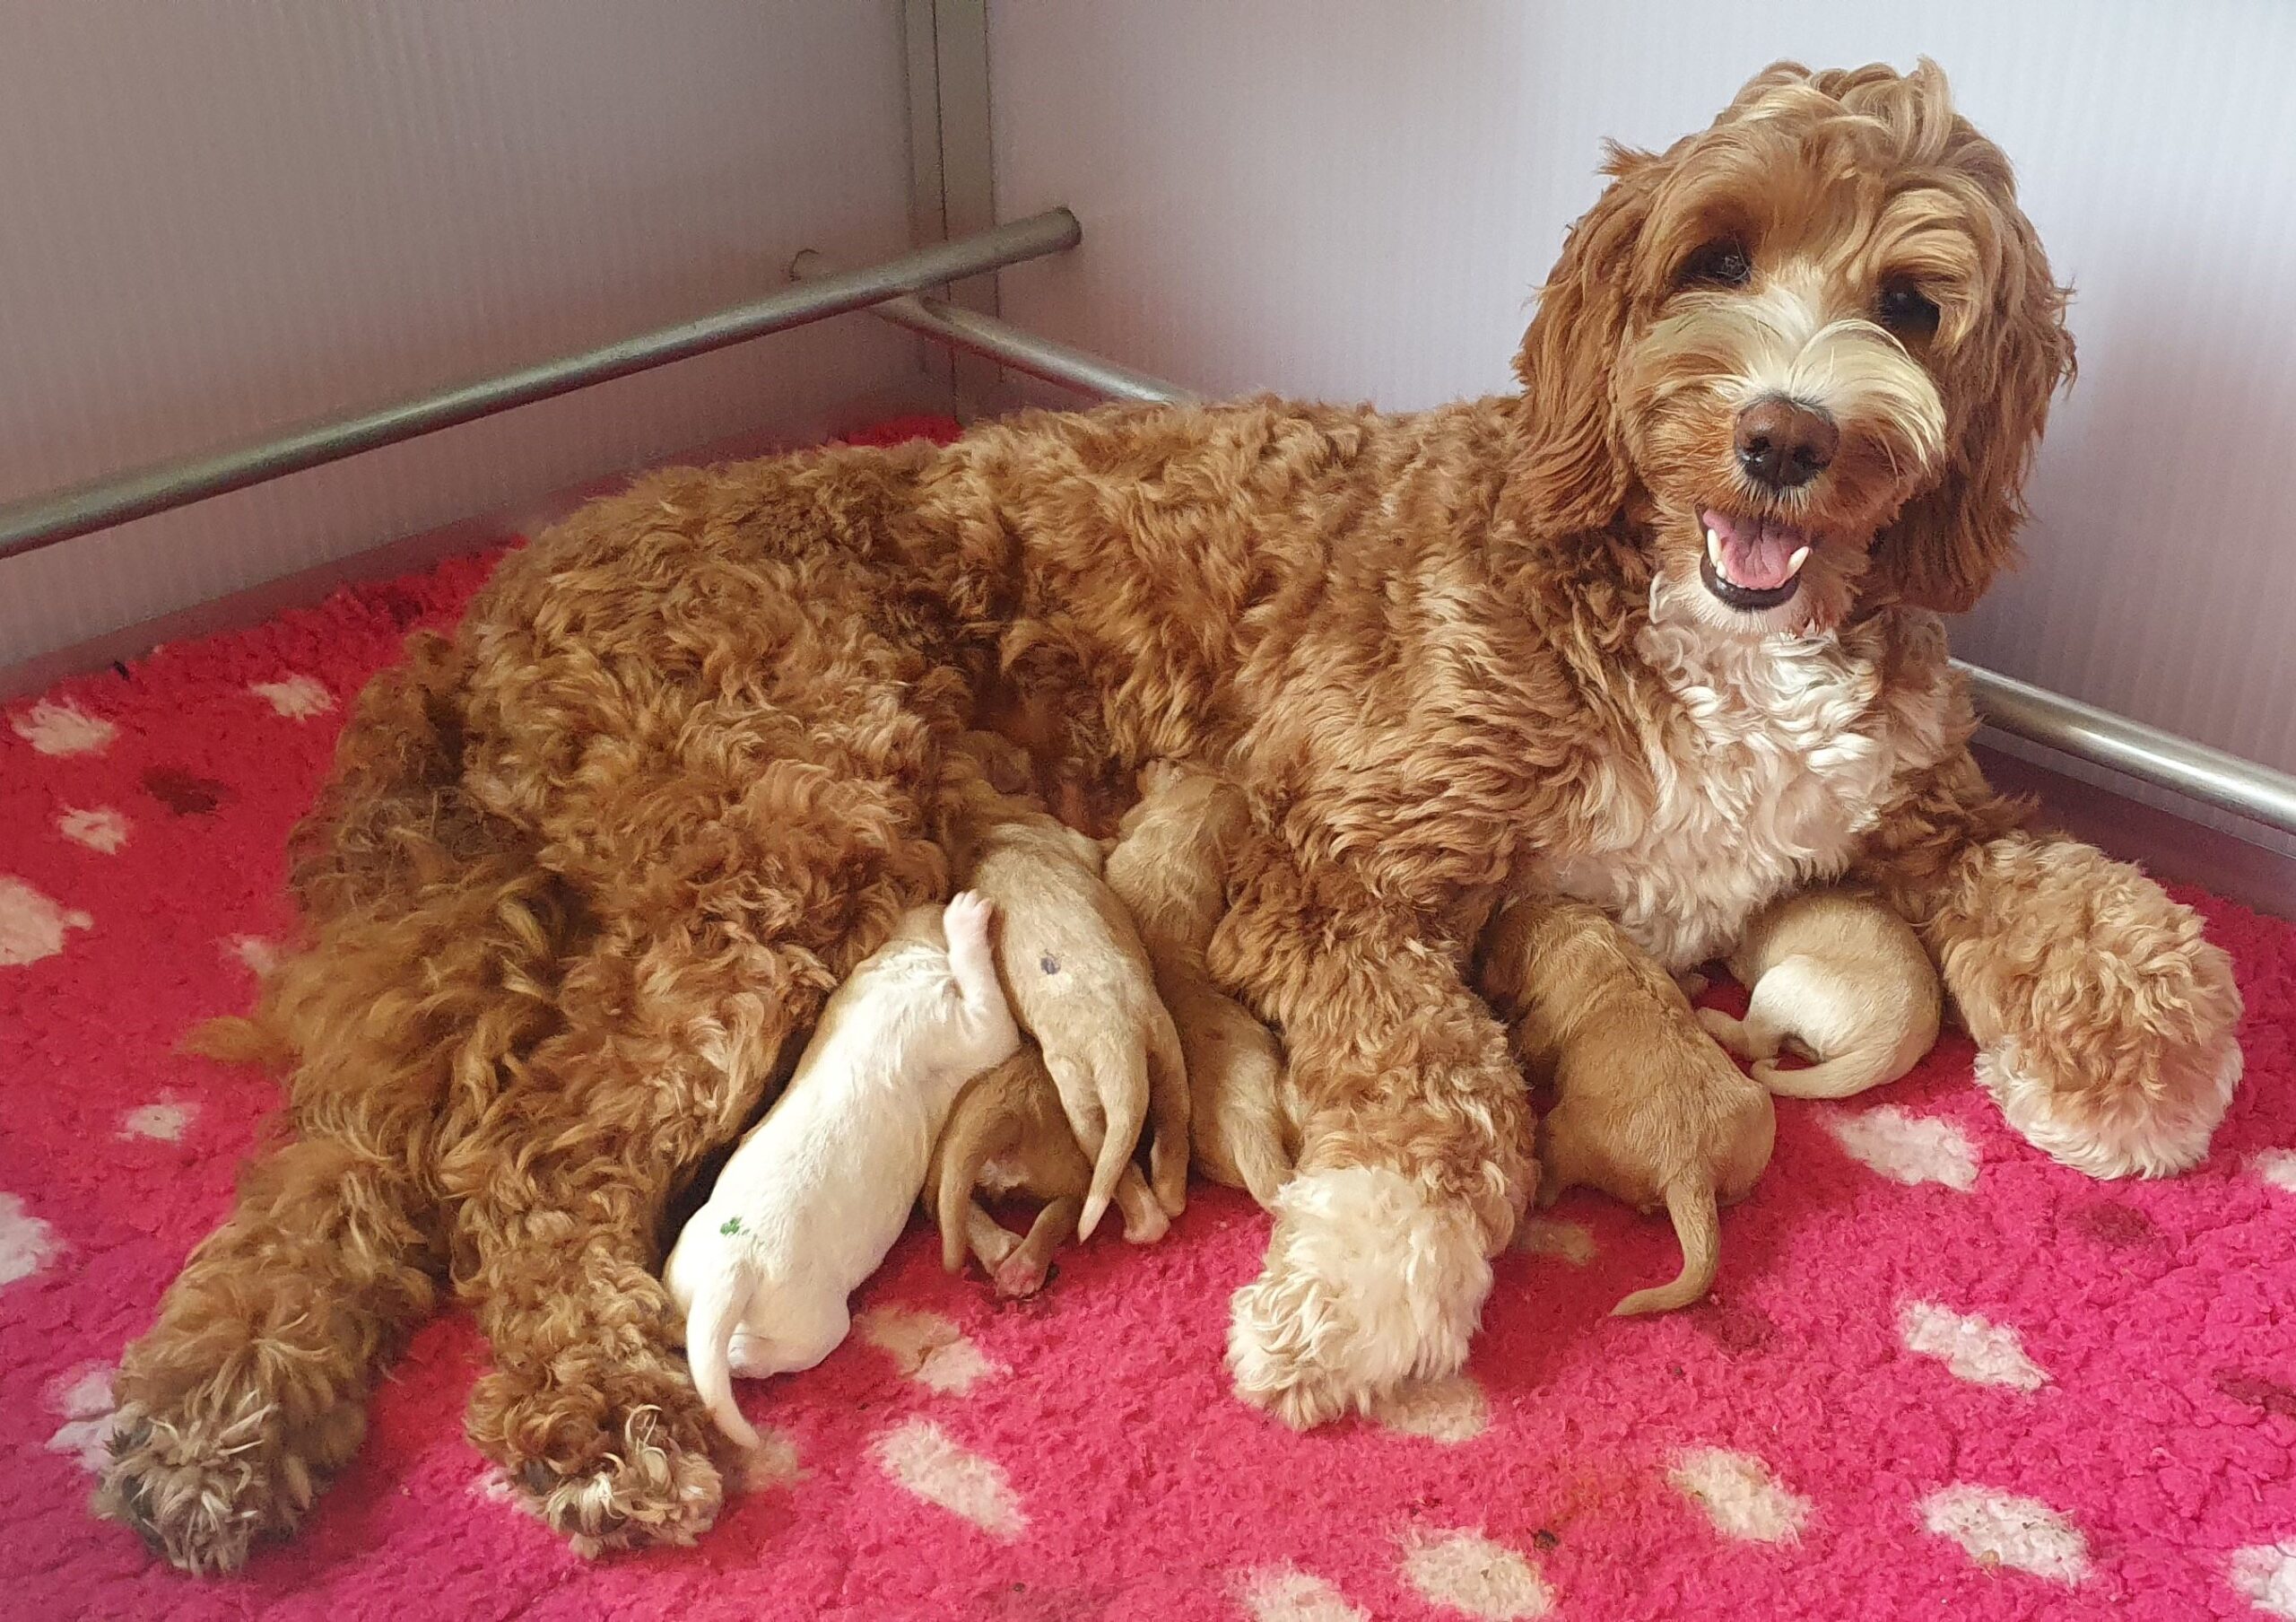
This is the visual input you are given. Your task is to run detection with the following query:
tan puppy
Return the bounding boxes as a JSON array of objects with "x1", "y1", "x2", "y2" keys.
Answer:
[
  {"x1": 1698, "y1": 886, "x2": 1942, "y2": 1100},
  {"x1": 958, "y1": 806, "x2": 1190, "y2": 1235},
  {"x1": 1483, "y1": 894, "x2": 1773, "y2": 1316},
  {"x1": 926, "y1": 1043, "x2": 1170, "y2": 1297},
  {"x1": 1103, "y1": 762, "x2": 1294, "y2": 1208}
]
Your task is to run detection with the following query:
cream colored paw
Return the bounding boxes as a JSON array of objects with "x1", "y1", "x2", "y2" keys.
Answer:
[
  {"x1": 1226, "y1": 1166, "x2": 1490, "y2": 1430},
  {"x1": 1696, "y1": 1007, "x2": 1752, "y2": 1056},
  {"x1": 1978, "y1": 1034, "x2": 2242, "y2": 1179}
]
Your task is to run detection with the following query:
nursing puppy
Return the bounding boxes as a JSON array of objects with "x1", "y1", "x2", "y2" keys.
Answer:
[
  {"x1": 664, "y1": 892, "x2": 1018, "y2": 1447},
  {"x1": 1103, "y1": 763, "x2": 1294, "y2": 1208},
  {"x1": 1699, "y1": 887, "x2": 1942, "y2": 1099},
  {"x1": 958, "y1": 807, "x2": 1191, "y2": 1235},
  {"x1": 927, "y1": 1043, "x2": 1169, "y2": 1299},
  {"x1": 1483, "y1": 894, "x2": 1773, "y2": 1315}
]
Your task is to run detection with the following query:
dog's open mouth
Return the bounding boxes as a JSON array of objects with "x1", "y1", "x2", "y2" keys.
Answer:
[{"x1": 1699, "y1": 509, "x2": 1813, "y2": 611}]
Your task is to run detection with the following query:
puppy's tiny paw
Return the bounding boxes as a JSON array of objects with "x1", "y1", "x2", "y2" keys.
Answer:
[
  {"x1": 941, "y1": 889, "x2": 996, "y2": 947},
  {"x1": 991, "y1": 1253, "x2": 1051, "y2": 1299},
  {"x1": 1119, "y1": 1200, "x2": 1170, "y2": 1245}
]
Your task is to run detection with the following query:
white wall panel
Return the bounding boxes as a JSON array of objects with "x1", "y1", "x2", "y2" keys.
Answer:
[
  {"x1": 0, "y1": 1, "x2": 924, "y2": 666},
  {"x1": 990, "y1": 1, "x2": 2296, "y2": 773}
]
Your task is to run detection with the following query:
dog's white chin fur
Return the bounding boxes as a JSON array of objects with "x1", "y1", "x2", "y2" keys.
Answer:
[
  {"x1": 1227, "y1": 1165, "x2": 1491, "y2": 1430},
  {"x1": 1978, "y1": 1036, "x2": 2243, "y2": 1179}
]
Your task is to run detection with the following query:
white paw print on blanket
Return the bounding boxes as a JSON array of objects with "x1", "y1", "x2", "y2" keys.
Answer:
[
  {"x1": 1669, "y1": 1447, "x2": 1813, "y2": 1544},
  {"x1": 1397, "y1": 1526, "x2": 1554, "y2": 1619},
  {"x1": 45, "y1": 1364, "x2": 117, "y2": 1473},
  {"x1": 249, "y1": 676, "x2": 336, "y2": 719},
  {"x1": 872, "y1": 1417, "x2": 1026, "y2": 1540},
  {"x1": 1918, "y1": 1483, "x2": 2090, "y2": 1584},
  {"x1": 0, "y1": 877, "x2": 91, "y2": 967},
  {"x1": 57, "y1": 807, "x2": 129, "y2": 853},
  {"x1": 857, "y1": 1304, "x2": 1001, "y2": 1394},
  {"x1": 2232, "y1": 1540, "x2": 2296, "y2": 1618},
  {"x1": 1, "y1": 1192, "x2": 61, "y2": 1288},
  {"x1": 12, "y1": 700, "x2": 116, "y2": 756},
  {"x1": 1898, "y1": 1301, "x2": 2049, "y2": 1391},
  {"x1": 1822, "y1": 1103, "x2": 1979, "y2": 1190}
]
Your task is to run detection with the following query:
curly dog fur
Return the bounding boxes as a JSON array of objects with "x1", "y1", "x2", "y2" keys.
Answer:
[{"x1": 102, "y1": 60, "x2": 2242, "y2": 1569}]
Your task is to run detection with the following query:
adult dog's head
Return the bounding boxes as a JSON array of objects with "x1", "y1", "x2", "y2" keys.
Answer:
[{"x1": 1512, "y1": 60, "x2": 2074, "y2": 633}]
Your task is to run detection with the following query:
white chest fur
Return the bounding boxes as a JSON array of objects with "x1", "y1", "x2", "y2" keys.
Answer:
[{"x1": 1549, "y1": 592, "x2": 1946, "y2": 970}]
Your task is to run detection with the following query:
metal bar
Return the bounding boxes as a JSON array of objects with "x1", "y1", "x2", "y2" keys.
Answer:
[
  {"x1": 1957, "y1": 662, "x2": 2296, "y2": 835},
  {"x1": 0, "y1": 209, "x2": 1083, "y2": 564},
  {"x1": 789, "y1": 250, "x2": 1198, "y2": 406}
]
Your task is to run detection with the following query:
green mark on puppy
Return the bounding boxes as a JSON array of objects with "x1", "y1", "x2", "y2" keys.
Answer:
[{"x1": 718, "y1": 1216, "x2": 742, "y2": 1236}]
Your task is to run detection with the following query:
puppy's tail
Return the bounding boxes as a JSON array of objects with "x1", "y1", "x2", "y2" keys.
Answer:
[
  {"x1": 1755, "y1": 1042, "x2": 1899, "y2": 1100},
  {"x1": 1613, "y1": 1175, "x2": 1719, "y2": 1317},
  {"x1": 683, "y1": 1256, "x2": 761, "y2": 1450},
  {"x1": 1064, "y1": 1035, "x2": 1150, "y2": 1243}
]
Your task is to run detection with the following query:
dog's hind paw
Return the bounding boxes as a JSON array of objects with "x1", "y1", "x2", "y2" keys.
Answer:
[{"x1": 95, "y1": 1394, "x2": 315, "y2": 1574}]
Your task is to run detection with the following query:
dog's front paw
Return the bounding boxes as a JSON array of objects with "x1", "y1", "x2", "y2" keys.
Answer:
[
  {"x1": 1978, "y1": 1025, "x2": 2242, "y2": 1179},
  {"x1": 472, "y1": 1365, "x2": 722, "y2": 1557},
  {"x1": 1952, "y1": 846, "x2": 2244, "y2": 1177},
  {"x1": 1226, "y1": 1166, "x2": 1491, "y2": 1430}
]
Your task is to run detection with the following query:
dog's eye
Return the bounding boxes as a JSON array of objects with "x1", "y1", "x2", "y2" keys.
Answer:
[
  {"x1": 1678, "y1": 240, "x2": 1752, "y2": 289},
  {"x1": 1878, "y1": 280, "x2": 1941, "y2": 336}
]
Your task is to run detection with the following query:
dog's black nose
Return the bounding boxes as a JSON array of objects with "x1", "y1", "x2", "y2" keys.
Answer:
[{"x1": 1735, "y1": 397, "x2": 1838, "y2": 490}]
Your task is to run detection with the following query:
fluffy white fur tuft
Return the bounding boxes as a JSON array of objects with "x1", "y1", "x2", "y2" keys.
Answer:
[
  {"x1": 1226, "y1": 1165, "x2": 1492, "y2": 1431},
  {"x1": 1978, "y1": 1035, "x2": 2241, "y2": 1179}
]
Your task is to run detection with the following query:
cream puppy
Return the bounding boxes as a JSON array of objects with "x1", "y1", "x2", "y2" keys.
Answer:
[
  {"x1": 665, "y1": 892, "x2": 1019, "y2": 1447},
  {"x1": 1699, "y1": 886, "x2": 1942, "y2": 1099}
]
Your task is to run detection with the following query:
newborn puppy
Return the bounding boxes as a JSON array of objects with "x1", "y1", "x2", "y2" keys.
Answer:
[
  {"x1": 1102, "y1": 761, "x2": 1293, "y2": 1208},
  {"x1": 1482, "y1": 894, "x2": 1773, "y2": 1316},
  {"x1": 927, "y1": 1043, "x2": 1170, "y2": 1298},
  {"x1": 959, "y1": 806, "x2": 1190, "y2": 1234},
  {"x1": 664, "y1": 892, "x2": 1018, "y2": 1446},
  {"x1": 1698, "y1": 886, "x2": 1942, "y2": 1099}
]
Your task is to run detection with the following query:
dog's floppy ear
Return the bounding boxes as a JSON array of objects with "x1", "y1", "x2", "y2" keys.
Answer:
[
  {"x1": 1510, "y1": 144, "x2": 1662, "y2": 538},
  {"x1": 1869, "y1": 212, "x2": 2075, "y2": 615}
]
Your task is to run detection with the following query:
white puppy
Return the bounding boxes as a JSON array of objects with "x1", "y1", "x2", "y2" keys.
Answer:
[
  {"x1": 1698, "y1": 886, "x2": 1941, "y2": 1099},
  {"x1": 665, "y1": 891, "x2": 1019, "y2": 1446}
]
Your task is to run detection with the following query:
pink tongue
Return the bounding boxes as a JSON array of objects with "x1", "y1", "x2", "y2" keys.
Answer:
[{"x1": 1704, "y1": 510, "x2": 1803, "y2": 590}]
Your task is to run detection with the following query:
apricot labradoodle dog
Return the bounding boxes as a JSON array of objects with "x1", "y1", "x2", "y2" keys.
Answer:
[{"x1": 101, "y1": 60, "x2": 2241, "y2": 1571}]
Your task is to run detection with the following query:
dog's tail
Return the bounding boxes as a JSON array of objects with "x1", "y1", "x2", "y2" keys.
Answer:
[
  {"x1": 1613, "y1": 1175, "x2": 1720, "y2": 1316},
  {"x1": 1755, "y1": 1042, "x2": 1899, "y2": 1099},
  {"x1": 683, "y1": 1253, "x2": 761, "y2": 1450}
]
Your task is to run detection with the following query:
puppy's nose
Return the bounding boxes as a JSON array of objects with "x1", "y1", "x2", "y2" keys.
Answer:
[{"x1": 1734, "y1": 397, "x2": 1839, "y2": 491}]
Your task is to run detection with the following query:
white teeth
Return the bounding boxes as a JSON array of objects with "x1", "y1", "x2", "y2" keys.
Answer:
[
  {"x1": 1706, "y1": 527, "x2": 1725, "y2": 568},
  {"x1": 1786, "y1": 545, "x2": 1811, "y2": 577}
]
